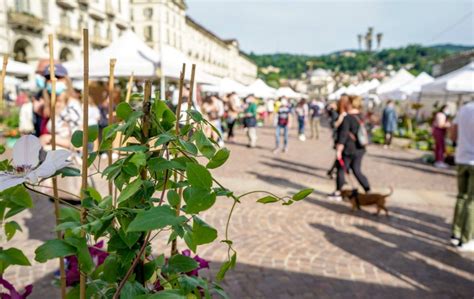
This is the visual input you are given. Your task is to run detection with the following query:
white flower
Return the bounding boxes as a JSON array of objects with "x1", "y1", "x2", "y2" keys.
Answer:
[{"x1": 0, "y1": 135, "x2": 71, "y2": 192}]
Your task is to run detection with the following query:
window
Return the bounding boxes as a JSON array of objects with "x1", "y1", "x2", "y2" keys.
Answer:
[
  {"x1": 60, "y1": 9, "x2": 70, "y2": 28},
  {"x1": 93, "y1": 21, "x2": 100, "y2": 37},
  {"x1": 15, "y1": 0, "x2": 30, "y2": 12},
  {"x1": 107, "y1": 24, "x2": 112, "y2": 40},
  {"x1": 143, "y1": 8, "x2": 153, "y2": 20},
  {"x1": 144, "y1": 26, "x2": 153, "y2": 42},
  {"x1": 41, "y1": 0, "x2": 49, "y2": 20}
]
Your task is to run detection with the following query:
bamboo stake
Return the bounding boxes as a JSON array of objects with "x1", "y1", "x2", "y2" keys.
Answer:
[
  {"x1": 48, "y1": 34, "x2": 67, "y2": 299},
  {"x1": 107, "y1": 59, "x2": 116, "y2": 197},
  {"x1": 171, "y1": 63, "x2": 186, "y2": 256},
  {"x1": 125, "y1": 72, "x2": 134, "y2": 104},
  {"x1": 0, "y1": 54, "x2": 8, "y2": 109},
  {"x1": 79, "y1": 28, "x2": 90, "y2": 299},
  {"x1": 185, "y1": 64, "x2": 196, "y2": 124}
]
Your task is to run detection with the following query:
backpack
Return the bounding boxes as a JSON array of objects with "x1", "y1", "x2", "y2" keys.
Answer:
[{"x1": 349, "y1": 115, "x2": 369, "y2": 147}]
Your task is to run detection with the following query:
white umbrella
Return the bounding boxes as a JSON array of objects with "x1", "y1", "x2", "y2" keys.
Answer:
[
  {"x1": 1, "y1": 57, "x2": 33, "y2": 76},
  {"x1": 421, "y1": 62, "x2": 474, "y2": 95}
]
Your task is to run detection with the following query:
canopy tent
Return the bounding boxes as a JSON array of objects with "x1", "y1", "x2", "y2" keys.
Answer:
[
  {"x1": 358, "y1": 79, "x2": 380, "y2": 96},
  {"x1": 276, "y1": 86, "x2": 302, "y2": 99},
  {"x1": 328, "y1": 86, "x2": 347, "y2": 100},
  {"x1": 64, "y1": 31, "x2": 160, "y2": 79},
  {"x1": 377, "y1": 69, "x2": 415, "y2": 100},
  {"x1": 201, "y1": 77, "x2": 248, "y2": 95},
  {"x1": 1, "y1": 57, "x2": 34, "y2": 76},
  {"x1": 246, "y1": 79, "x2": 276, "y2": 98},
  {"x1": 421, "y1": 62, "x2": 474, "y2": 95},
  {"x1": 345, "y1": 84, "x2": 358, "y2": 95},
  {"x1": 387, "y1": 72, "x2": 434, "y2": 100}
]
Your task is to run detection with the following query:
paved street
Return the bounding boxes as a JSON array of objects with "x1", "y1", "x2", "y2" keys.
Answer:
[{"x1": 4, "y1": 122, "x2": 474, "y2": 298}]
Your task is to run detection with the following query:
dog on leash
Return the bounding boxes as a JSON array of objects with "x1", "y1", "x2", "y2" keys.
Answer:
[{"x1": 340, "y1": 187, "x2": 393, "y2": 216}]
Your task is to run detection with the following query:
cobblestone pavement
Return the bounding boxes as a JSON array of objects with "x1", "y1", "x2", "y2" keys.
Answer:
[{"x1": 3, "y1": 123, "x2": 473, "y2": 298}]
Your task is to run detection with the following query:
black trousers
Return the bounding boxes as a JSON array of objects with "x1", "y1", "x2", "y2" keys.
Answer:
[
  {"x1": 227, "y1": 119, "x2": 236, "y2": 138},
  {"x1": 336, "y1": 150, "x2": 371, "y2": 192}
]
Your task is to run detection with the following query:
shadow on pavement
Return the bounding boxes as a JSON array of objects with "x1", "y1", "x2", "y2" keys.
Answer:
[
  {"x1": 311, "y1": 222, "x2": 474, "y2": 298},
  {"x1": 23, "y1": 192, "x2": 57, "y2": 242},
  {"x1": 368, "y1": 153, "x2": 455, "y2": 177}
]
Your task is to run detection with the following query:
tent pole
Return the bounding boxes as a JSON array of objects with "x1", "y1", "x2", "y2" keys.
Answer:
[{"x1": 159, "y1": 4, "x2": 165, "y2": 101}]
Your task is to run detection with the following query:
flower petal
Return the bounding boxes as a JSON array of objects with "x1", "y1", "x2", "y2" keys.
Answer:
[
  {"x1": 0, "y1": 173, "x2": 26, "y2": 192},
  {"x1": 12, "y1": 135, "x2": 41, "y2": 169},
  {"x1": 31, "y1": 150, "x2": 72, "y2": 179}
]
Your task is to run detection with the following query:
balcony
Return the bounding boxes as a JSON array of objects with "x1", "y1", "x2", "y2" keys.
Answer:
[
  {"x1": 78, "y1": 0, "x2": 89, "y2": 5},
  {"x1": 7, "y1": 11, "x2": 44, "y2": 33},
  {"x1": 56, "y1": 0, "x2": 77, "y2": 9},
  {"x1": 91, "y1": 35, "x2": 111, "y2": 48},
  {"x1": 57, "y1": 27, "x2": 81, "y2": 42}
]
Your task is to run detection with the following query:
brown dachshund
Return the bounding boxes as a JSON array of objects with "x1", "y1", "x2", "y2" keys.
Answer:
[{"x1": 341, "y1": 187, "x2": 393, "y2": 216}]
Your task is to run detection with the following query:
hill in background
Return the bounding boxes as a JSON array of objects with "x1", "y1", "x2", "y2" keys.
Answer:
[{"x1": 248, "y1": 44, "x2": 474, "y2": 82}]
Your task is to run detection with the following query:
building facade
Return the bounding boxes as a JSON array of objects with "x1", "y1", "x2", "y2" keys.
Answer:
[
  {"x1": 1, "y1": 0, "x2": 130, "y2": 71},
  {"x1": 0, "y1": 0, "x2": 257, "y2": 84},
  {"x1": 129, "y1": 0, "x2": 257, "y2": 84}
]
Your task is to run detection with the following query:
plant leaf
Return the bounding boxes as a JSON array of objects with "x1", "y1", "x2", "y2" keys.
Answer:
[
  {"x1": 186, "y1": 163, "x2": 212, "y2": 190},
  {"x1": 35, "y1": 239, "x2": 76, "y2": 263},
  {"x1": 127, "y1": 205, "x2": 186, "y2": 232},
  {"x1": 117, "y1": 179, "x2": 142, "y2": 204},
  {"x1": 165, "y1": 254, "x2": 198, "y2": 274},
  {"x1": 256, "y1": 196, "x2": 279, "y2": 204},
  {"x1": 183, "y1": 187, "x2": 216, "y2": 214},
  {"x1": 292, "y1": 188, "x2": 314, "y2": 201},
  {"x1": 206, "y1": 148, "x2": 230, "y2": 169},
  {"x1": 116, "y1": 102, "x2": 133, "y2": 120}
]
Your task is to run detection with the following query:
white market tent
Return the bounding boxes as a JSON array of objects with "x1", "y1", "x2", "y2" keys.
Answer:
[
  {"x1": 421, "y1": 62, "x2": 474, "y2": 95},
  {"x1": 64, "y1": 31, "x2": 160, "y2": 79},
  {"x1": 380, "y1": 72, "x2": 434, "y2": 100},
  {"x1": 377, "y1": 69, "x2": 415, "y2": 100},
  {"x1": 345, "y1": 84, "x2": 358, "y2": 95},
  {"x1": 1, "y1": 57, "x2": 34, "y2": 76},
  {"x1": 276, "y1": 86, "x2": 302, "y2": 99},
  {"x1": 201, "y1": 77, "x2": 248, "y2": 95},
  {"x1": 358, "y1": 79, "x2": 380, "y2": 96},
  {"x1": 328, "y1": 86, "x2": 347, "y2": 100},
  {"x1": 246, "y1": 79, "x2": 276, "y2": 98}
]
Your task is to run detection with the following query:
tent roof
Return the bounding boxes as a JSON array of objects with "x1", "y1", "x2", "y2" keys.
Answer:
[
  {"x1": 377, "y1": 68, "x2": 415, "y2": 97},
  {"x1": 400, "y1": 72, "x2": 434, "y2": 94},
  {"x1": 64, "y1": 31, "x2": 160, "y2": 78},
  {"x1": 247, "y1": 79, "x2": 276, "y2": 98},
  {"x1": 201, "y1": 77, "x2": 248, "y2": 95},
  {"x1": 276, "y1": 86, "x2": 301, "y2": 98},
  {"x1": 421, "y1": 62, "x2": 474, "y2": 95},
  {"x1": 1, "y1": 57, "x2": 34, "y2": 76}
]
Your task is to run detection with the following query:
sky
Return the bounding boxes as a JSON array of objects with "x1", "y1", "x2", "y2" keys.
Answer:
[{"x1": 186, "y1": 0, "x2": 474, "y2": 55}]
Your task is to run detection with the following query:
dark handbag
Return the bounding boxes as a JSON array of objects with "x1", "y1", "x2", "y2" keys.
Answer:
[{"x1": 244, "y1": 116, "x2": 257, "y2": 128}]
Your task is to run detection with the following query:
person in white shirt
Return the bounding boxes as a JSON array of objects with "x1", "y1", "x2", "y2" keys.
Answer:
[{"x1": 450, "y1": 100, "x2": 474, "y2": 252}]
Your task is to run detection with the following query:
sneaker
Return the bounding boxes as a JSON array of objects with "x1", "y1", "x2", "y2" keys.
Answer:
[
  {"x1": 327, "y1": 191, "x2": 342, "y2": 202},
  {"x1": 272, "y1": 148, "x2": 279, "y2": 154},
  {"x1": 434, "y1": 161, "x2": 449, "y2": 169},
  {"x1": 282, "y1": 147, "x2": 288, "y2": 153},
  {"x1": 450, "y1": 236, "x2": 460, "y2": 246},
  {"x1": 457, "y1": 240, "x2": 474, "y2": 252}
]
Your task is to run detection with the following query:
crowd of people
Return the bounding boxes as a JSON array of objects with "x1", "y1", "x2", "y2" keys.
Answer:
[{"x1": 5, "y1": 63, "x2": 474, "y2": 251}]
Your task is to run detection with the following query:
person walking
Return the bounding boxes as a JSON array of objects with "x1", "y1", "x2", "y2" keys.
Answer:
[
  {"x1": 328, "y1": 95, "x2": 371, "y2": 201},
  {"x1": 295, "y1": 99, "x2": 308, "y2": 141},
  {"x1": 326, "y1": 96, "x2": 349, "y2": 179},
  {"x1": 432, "y1": 105, "x2": 451, "y2": 168},
  {"x1": 273, "y1": 98, "x2": 292, "y2": 153},
  {"x1": 381, "y1": 100, "x2": 398, "y2": 148},
  {"x1": 225, "y1": 92, "x2": 241, "y2": 143},
  {"x1": 243, "y1": 95, "x2": 258, "y2": 148},
  {"x1": 450, "y1": 100, "x2": 474, "y2": 251},
  {"x1": 309, "y1": 98, "x2": 323, "y2": 139}
]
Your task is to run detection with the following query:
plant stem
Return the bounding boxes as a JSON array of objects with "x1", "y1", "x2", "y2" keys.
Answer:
[{"x1": 112, "y1": 232, "x2": 151, "y2": 299}]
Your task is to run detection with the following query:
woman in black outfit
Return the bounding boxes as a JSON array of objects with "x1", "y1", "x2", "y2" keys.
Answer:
[{"x1": 328, "y1": 95, "x2": 371, "y2": 201}]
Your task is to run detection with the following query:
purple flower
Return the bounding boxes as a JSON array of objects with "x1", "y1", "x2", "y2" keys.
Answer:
[
  {"x1": 65, "y1": 241, "x2": 109, "y2": 286},
  {"x1": 0, "y1": 276, "x2": 32, "y2": 299},
  {"x1": 181, "y1": 250, "x2": 210, "y2": 276}
]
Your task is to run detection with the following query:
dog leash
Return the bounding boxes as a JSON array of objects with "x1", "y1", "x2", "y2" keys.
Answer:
[{"x1": 338, "y1": 158, "x2": 361, "y2": 209}]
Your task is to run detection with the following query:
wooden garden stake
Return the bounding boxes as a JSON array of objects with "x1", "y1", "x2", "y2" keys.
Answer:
[
  {"x1": 79, "y1": 28, "x2": 90, "y2": 299},
  {"x1": 185, "y1": 64, "x2": 196, "y2": 124},
  {"x1": 48, "y1": 34, "x2": 67, "y2": 299},
  {"x1": 125, "y1": 72, "x2": 134, "y2": 103},
  {"x1": 107, "y1": 59, "x2": 116, "y2": 197},
  {"x1": 171, "y1": 63, "x2": 186, "y2": 256},
  {"x1": 0, "y1": 54, "x2": 8, "y2": 109}
]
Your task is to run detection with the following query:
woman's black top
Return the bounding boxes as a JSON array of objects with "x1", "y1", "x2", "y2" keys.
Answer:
[{"x1": 336, "y1": 113, "x2": 365, "y2": 156}]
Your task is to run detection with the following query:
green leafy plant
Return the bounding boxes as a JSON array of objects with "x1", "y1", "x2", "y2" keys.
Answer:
[{"x1": 0, "y1": 84, "x2": 313, "y2": 298}]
